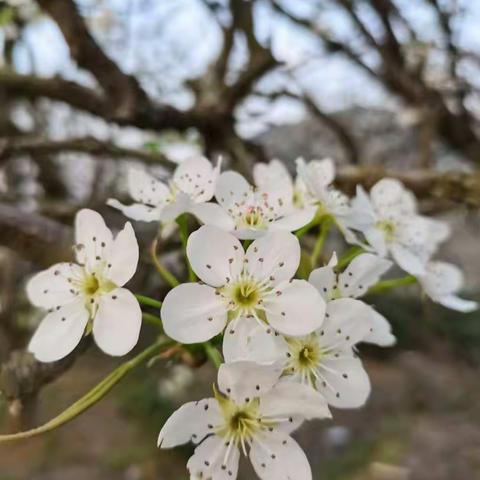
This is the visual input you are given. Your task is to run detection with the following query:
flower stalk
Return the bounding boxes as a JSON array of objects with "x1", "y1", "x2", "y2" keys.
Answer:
[{"x1": 0, "y1": 337, "x2": 174, "y2": 443}]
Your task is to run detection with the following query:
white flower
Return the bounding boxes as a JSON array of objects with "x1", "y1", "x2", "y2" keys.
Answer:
[
  {"x1": 27, "y1": 209, "x2": 141, "y2": 362},
  {"x1": 253, "y1": 159, "x2": 313, "y2": 211},
  {"x1": 214, "y1": 170, "x2": 316, "y2": 239},
  {"x1": 419, "y1": 261, "x2": 478, "y2": 313},
  {"x1": 158, "y1": 361, "x2": 330, "y2": 480},
  {"x1": 108, "y1": 156, "x2": 230, "y2": 229},
  {"x1": 161, "y1": 226, "x2": 325, "y2": 346},
  {"x1": 349, "y1": 178, "x2": 450, "y2": 275},
  {"x1": 309, "y1": 252, "x2": 396, "y2": 347},
  {"x1": 295, "y1": 158, "x2": 358, "y2": 243},
  {"x1": 224, "y1": 298, "x2": 374, "y2": 409}
]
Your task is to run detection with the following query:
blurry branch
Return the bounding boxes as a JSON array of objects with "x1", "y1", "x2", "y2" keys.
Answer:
[
  {"x1": 0, "y1": 340, "x2": 90, "y2": 423},
  {"x1": 0, "y1": 136, "x2": 174, "y2": 168},
  {"x1": 262, "y1": 89, "x2": 359, "y2": 164},
  {"x1": 0, "y1": 203, "x2": 72, "y2": 266},
  {"x1": 0, "y1": 71, "x2": 106, "y2": 117},
  {"x1": 36, "y1": 0, "x2": 150, "y2": 121},
  {"x1": 336, "y1": 166, "x2": 480, "y2": 208},
  {"x1": 271, "y1": 0, "x2": 480, "y2": 164}
]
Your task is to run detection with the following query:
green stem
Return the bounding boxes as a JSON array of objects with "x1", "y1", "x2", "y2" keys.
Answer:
[
  {"x1": 150, "y1": 238, "x2": 179, "y2": 288},
  {"x1": 335, "y1": 246, "x2": 364, "y2": 271},
  {"x1": 0, "y1": 338, "x2": 174, "y2": 443},
  {"x1": 204, "y1": 342, "x2": 223, "y2": 369},
  {"x1": 311, "y1": 217, "x2": 332, "y2": 268},
  {"x1": 295, "y1": 216, "x2": 318, "y2": 239},
  {"x1": 142, "y1": 312, "x2": 163, "y2": 329},
  {"x1": 177, "y1": 214, "x2": 196, "y2": 282},
  {"x1": 135, "y1": 294, "x2": 162, "y2": 310},
  {"x1": 368, "y1": 275, "x2": 417, "y2": 295}
]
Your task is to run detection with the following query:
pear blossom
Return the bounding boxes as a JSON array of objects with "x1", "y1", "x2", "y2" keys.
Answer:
[
  {"x1": 27, "y1": 209, "x2": 141, "y2": 362},
  {"x1": 253, "y1": 159, "x2": 313, "y2": 211},
  {"x1": 108, "y1": 156, "x2": 230, "y2": 229},
  {"x1": 348, "y1": 178, "x2": 450, "y2": 275},
  {"x1": 419, "y1": 261, "x2": 478, "y2": 313},
  {"x1": 161, "y1": 226, "x2": 326, "y2": 347},
  {"x1": 158, "y1": 361, "x2": 331, "y2": 480},
  {"x1": 309, "y1": 252, "x2": 396, "y2": 347},
  {"x1": 295, "y1": 157, "x2": 358, "y2": 242},
  {"x1": 213, "y1": 170, "x2": 316, "y2": 239}
]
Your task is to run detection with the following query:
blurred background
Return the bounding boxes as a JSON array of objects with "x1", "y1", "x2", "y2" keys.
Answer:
[{"x1": 0, "y1": 0, "x2": 479, "y2": 479}]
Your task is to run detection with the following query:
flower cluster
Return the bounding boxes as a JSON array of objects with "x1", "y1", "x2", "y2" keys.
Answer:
[{"x1": 26, "y1": 157, "x2": 477, "y2": 479}]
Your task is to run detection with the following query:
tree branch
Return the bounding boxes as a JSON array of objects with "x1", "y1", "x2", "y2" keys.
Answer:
[
  {"x1": 336, "y1": 166, "x2": 480, "y2": 208},
  {"x1": 0, "y1": 136, "x2": 174, "y2": 168}
]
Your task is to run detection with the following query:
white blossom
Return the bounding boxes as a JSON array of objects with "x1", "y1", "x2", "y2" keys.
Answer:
[
  {"x1": 253, "y1": 159, "x2": 313, "y2": 212},
  {"x1": 295, "y1": 158, "x2": 358, "y2": 243},
  {"x1": 158, "y1": 361, "x2": 330, "y2": 480},
  {"x1": 108, "y1": 156, "x2": 230, "y2": 229},
  {"x1": 349, "y1": 178, "x2": 450, "y2": 275},
  {"x1": 27, "y1": 209, "x2": 141, "y2": 362},
  {"x1": 224, "y1": 299, "x2": 373, "y2": 409},
  {"x1": 161, "y1": 226, "x2": 326, "y2": 347},
  {"x1": 419, "y1": 261, "x2": 478, "y2": 313},
  {"x1": 309, "y1": 252, "x2": 396, "y2": 347},
  {"x1": 213, "y1": 170, "x2": 316, "y2": 239}
]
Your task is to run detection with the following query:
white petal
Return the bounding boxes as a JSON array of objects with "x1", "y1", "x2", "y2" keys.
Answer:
[
  {"x1": 390, "y1": 243, "x2": 426, "y2": 276},
  {"x1": 420, "y1": 261, "x2": 464, "y2": 298},
  {"x1": 107, "y1": 199, "x2": 163, "y2": 222},
  {"x1": 222, "y1": 316, "x2": 288, "y2": 363},
  {"x1": 254, "y1": 159, "x2": 292, "y2": 191},
  {"x1": 218, "y1": 361, "x2": 282, "y2": 403},
  {"x1": 93, "y1": 288, "x2": 141, "y2": 356},
  {"x1": 187, "y1": 434, "x2": 240, "y2": 480},
  {"x1": 158, "y1": 398, "x2": 221, "y2": 448},
  {"x1": 250, "y1": 431, "x2": 312, "y2": 480},
  {"x1": 363, "y1": 308, "x2": 396, "y2": 347},
  {"x1": 26, "y1": 262, "x2": 82, "y2": 309},
  {"x1": 318, "y1": 352, "x2": 371, "y2": 408},
  {"x1": 246, "y1": 232, "x2": 300, "y2": 284},
  {"x1": 28, "y1": 298, "x2": 89, "y2": 362},
  {"x1": 370, "y1": 178, "x2": 416, "y2": 215},
  {"x1": 321, "y1": 298, "x2": 372, "y2": 348},
  {"x1": 438, "y1": 295, "x2": 478, "y2": 313},
  {"x1": 189, "y1": 202, "x2": 236, "y2": 231},
  {"x1": 265, "y1": 280, "x2": 325, "y2": 337},
  {"x1": 161, "y1": 283, "x2": 227, "y2": 343},
  {"x1": 338, "y1": 253, "x2": 392, "y2": 298},
  {"x1": 348, "y1": 185, "x2": 377, "y2": 230},
  {"x1": 308, "y1": 265, "x2": 336, "y2": 301},
  {"x1": 159, "y1": 193, "x2": 193, "y2": 222},
  {"x1": 187, "y1": 226, "x2": 244, "y2": 287},
  {"x1": 127, "y1": 168, "x2": 170, "y2": 205},
  {"x1": 173, "y1": 156, "x2": 218, "y2": 202},
  {"x1": 364, "y1": 226, "x2": 388, "y2": 257},
  {"x1": 269, "y1": 207, "x2": 316, "y2": 233},
  {"x1": 260, "y1": 379, "x2": 331, "y2": 420},
  {"x1": 215, "y1": 171, "x2": 251, "y2": 210},
  {"x1": 106, "y1": 222, "x2": 139, "y2": 286},
  {"x1": 74, "y1": 209, "x2": 113, "y2": 268}
]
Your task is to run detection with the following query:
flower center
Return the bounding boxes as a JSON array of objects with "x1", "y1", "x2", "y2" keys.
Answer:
[
  {"x1": 83, "y1": 275, "x2": 100, "y2": 296},
  {"x1": 215, "y1": 392, "x2": 262, "y2": 446},
  {"x1": 232, "y1": 281, "x2": 260, "y2": 307},
  {"x1": 242, "y1": 206, "x2": 266, "y2": 229},
  {"x1": 376, "y1": 219, "x2": 396, "y2": 242},
  {"x1": 285, "y1": 335, "x2": 323, "y2": 385}
]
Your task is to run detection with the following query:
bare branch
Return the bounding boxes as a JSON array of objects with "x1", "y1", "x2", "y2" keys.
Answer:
[
  {"x1": 0, "y1": 203, "x2": 72, "y2": 266},
  {"x1": 0, "y1": 136, "x2": 174, "y2": 168},
  {"x1": 336, "y1": 166, "x2": 480, "y2": 208},
  {"x1": 35, "y1": 0, "x2": 150, "y2": 119}
]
